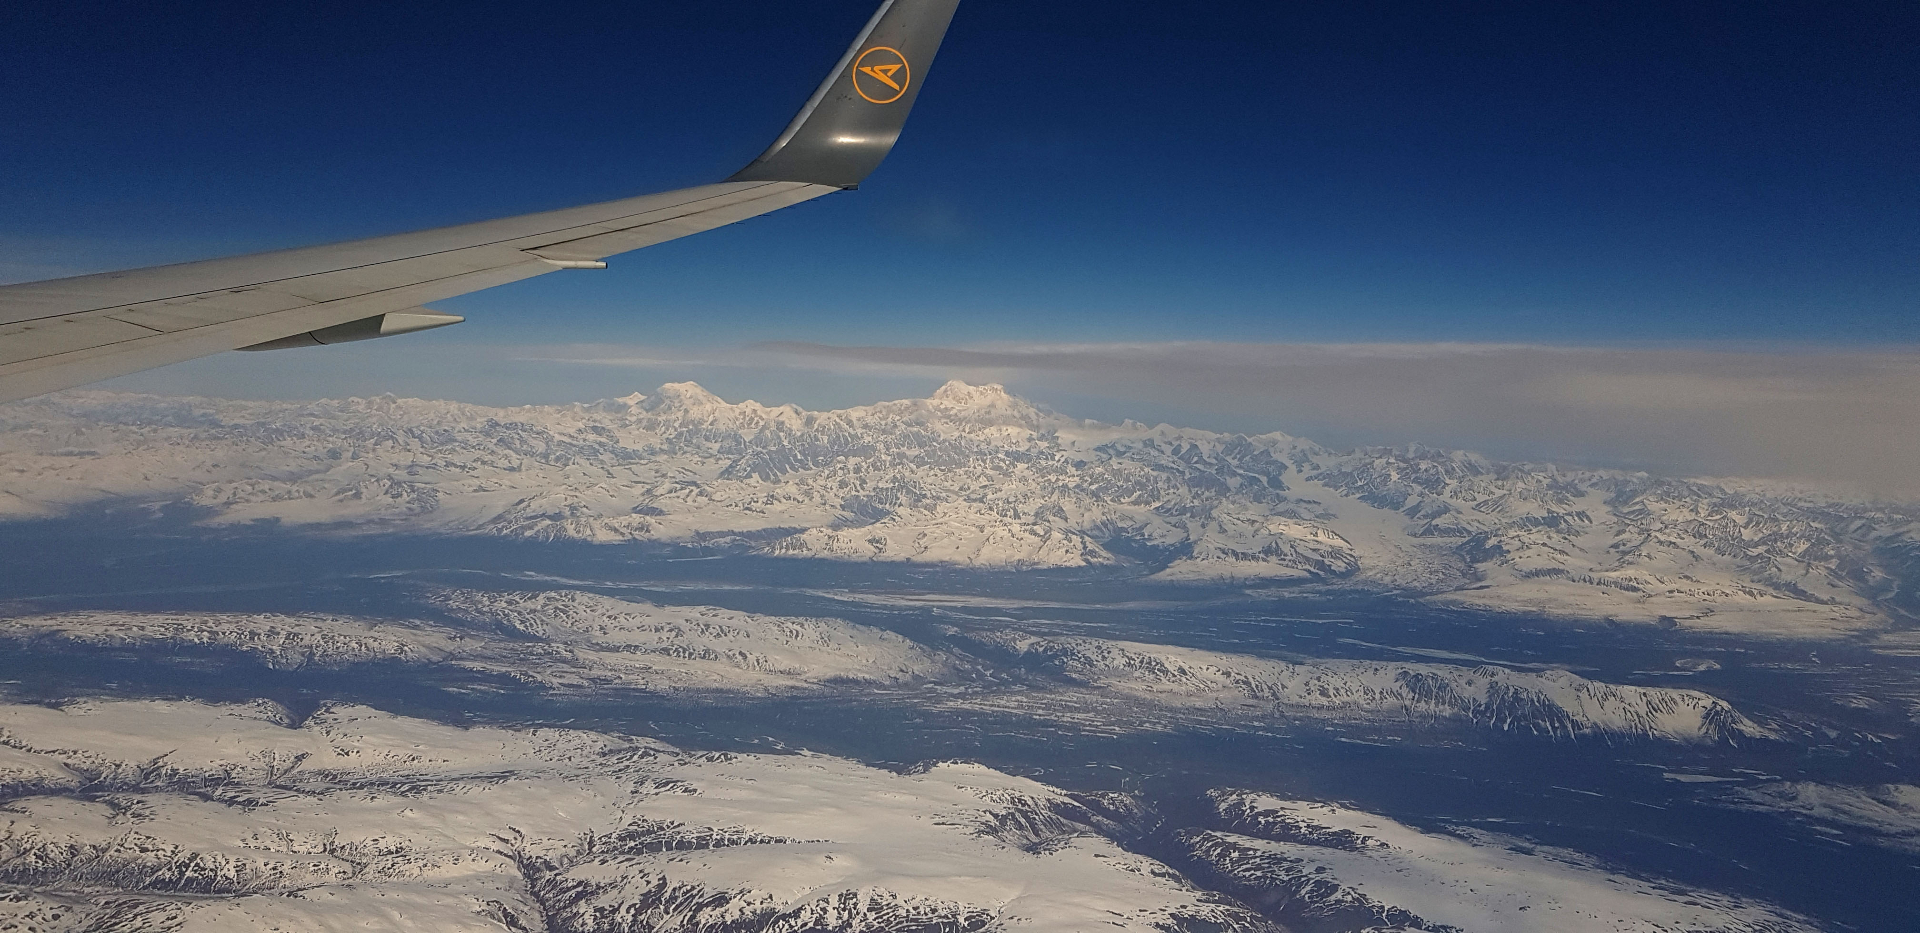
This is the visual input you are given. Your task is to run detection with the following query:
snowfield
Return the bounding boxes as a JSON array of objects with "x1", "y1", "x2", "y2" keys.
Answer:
[
  {"x1": 0, "y1": 698, "x2": 1275, "y2": 932},
  {"x1": 946, "y1": 631, "x2": 1772, "y2": 743},
  {"x1": 0, "y1": 589, "x2": 953, "y2": 696},
  {"x1": 0, "y1": 591, "x2": 1770, "y2": 745},
  {"x1": 1717, "y1": 782, "x2": 1920, "y2": 854},
  {"x1": 2, "y1": 382, "x2": 1911, "y2": 635},
  {"x1": 0, "y1": 700, "x2": 1819, "y2": 933},
  {"x1": 1184, "y1": 791, "x2": 1817, "y2": 933}
]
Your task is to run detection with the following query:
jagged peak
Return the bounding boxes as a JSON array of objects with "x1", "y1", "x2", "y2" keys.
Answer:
[
  {"x1": 930, "y1": 380, "x2": 1014, "y2": 405},
  {"x1": 638, "y1": 381, "x2": 727, "y2": 413},
  {"x1": 925, "y1": 381, "x2": 1046, "y2": 424}
]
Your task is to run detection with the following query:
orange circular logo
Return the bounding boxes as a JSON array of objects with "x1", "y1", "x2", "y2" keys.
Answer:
[{"x1": 851, "y1": 46, "x2": 911, "y2": 104}]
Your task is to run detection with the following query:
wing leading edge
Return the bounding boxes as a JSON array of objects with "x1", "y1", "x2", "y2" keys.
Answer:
[{"x1": 0, "y1": 0, "x2": 962, "y2": 404}]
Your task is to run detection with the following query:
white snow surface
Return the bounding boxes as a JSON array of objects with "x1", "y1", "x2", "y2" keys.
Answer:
[
  {"x1": 1717, "y1": 782, "x2": 1920, "y2": 854},
  {"x1": 0, "y1": 589, "x2": 953, "y2": 696},
  {"x1": 950, "y1": 632, "x2": 1770, "y2": 743},
  {"x1": 2, "y1": 383, "x2": 1912, "y2": 634},
  {"x1": 0, "y1": 596, "x2": 1765, "y2": 744},
  {"x1": 1187, "y1": 791, "x2": 1815, "y2": 933},
  {"x1": 0, "y1": 698, "x2": 1274, "y2": 932}
]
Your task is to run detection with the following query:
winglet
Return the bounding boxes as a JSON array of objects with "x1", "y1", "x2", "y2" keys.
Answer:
[{"x1": 729, "y1": 0, "x2": 962, "y2": 188}]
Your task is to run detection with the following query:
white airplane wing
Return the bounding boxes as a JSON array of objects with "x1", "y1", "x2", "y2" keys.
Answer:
[{"x1": 0, "y1": 0, "x2": 961, "y2": 404}]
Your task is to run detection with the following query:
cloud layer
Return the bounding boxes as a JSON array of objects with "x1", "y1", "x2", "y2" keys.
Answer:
[{"x1": 727, "y1": 341, "x2": 1920, "y2": 494}]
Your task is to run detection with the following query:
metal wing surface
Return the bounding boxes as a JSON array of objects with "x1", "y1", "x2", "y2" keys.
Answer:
[{"x1": 0, "y1": 0, "x2": 961, "y2": 404}]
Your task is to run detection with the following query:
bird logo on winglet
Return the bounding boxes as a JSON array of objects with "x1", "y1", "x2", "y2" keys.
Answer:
[{"x1": 852, "y1": 46, "x2": 911, "y2": 104}]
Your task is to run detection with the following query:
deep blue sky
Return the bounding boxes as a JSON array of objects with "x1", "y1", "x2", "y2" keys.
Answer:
[{"x1": 2, "y1": 0, "x2": 1916, "y2": 351}]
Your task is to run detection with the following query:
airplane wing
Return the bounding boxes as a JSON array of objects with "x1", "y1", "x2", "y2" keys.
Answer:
[{"x1": 0, "y1": 0, "x2": 961, "y2": 404}]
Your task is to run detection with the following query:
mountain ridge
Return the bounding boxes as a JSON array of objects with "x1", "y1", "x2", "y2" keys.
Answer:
[{"x1": 2, "y1": 381, "x2": 1913, "y2": 636}]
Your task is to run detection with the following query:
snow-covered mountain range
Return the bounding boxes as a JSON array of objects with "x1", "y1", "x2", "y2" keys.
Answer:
[
  {"x1": 1182, "y1": 791, "x2": 1814, "y2": 933},
  {"x1": 944, "y1": 630, "x2": 1769, "y2": 744},
  {"x1": 0, "y1": 698, "x2": 1275, "y2": 932},
  {"x1": 0, "y1": 588, "x2": 1763, "y2": 744},
  {"x1": 0, "y1": 698, "x2": 1816, "y2": 933},
  {"x1": 0, "y1": 590, "x2": 953, "y2": 697},
  {"x1": 3, "y1": 382, "x2": 1914, "y2": 635}
]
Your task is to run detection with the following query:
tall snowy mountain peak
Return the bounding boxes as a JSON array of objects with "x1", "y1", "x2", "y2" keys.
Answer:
[
  {"x1": 637, "y1": 380, "x2": 727, "y2": 411},
  {"x1": 930, "y1": 379, "x2": 1012, "y2": 406},
  {"x1": 2, "y1": 383, "x2": 1914, "y2": 635},
  {"x1": 925, "y1": 379, "x2": 1049, "y2": 424}
]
